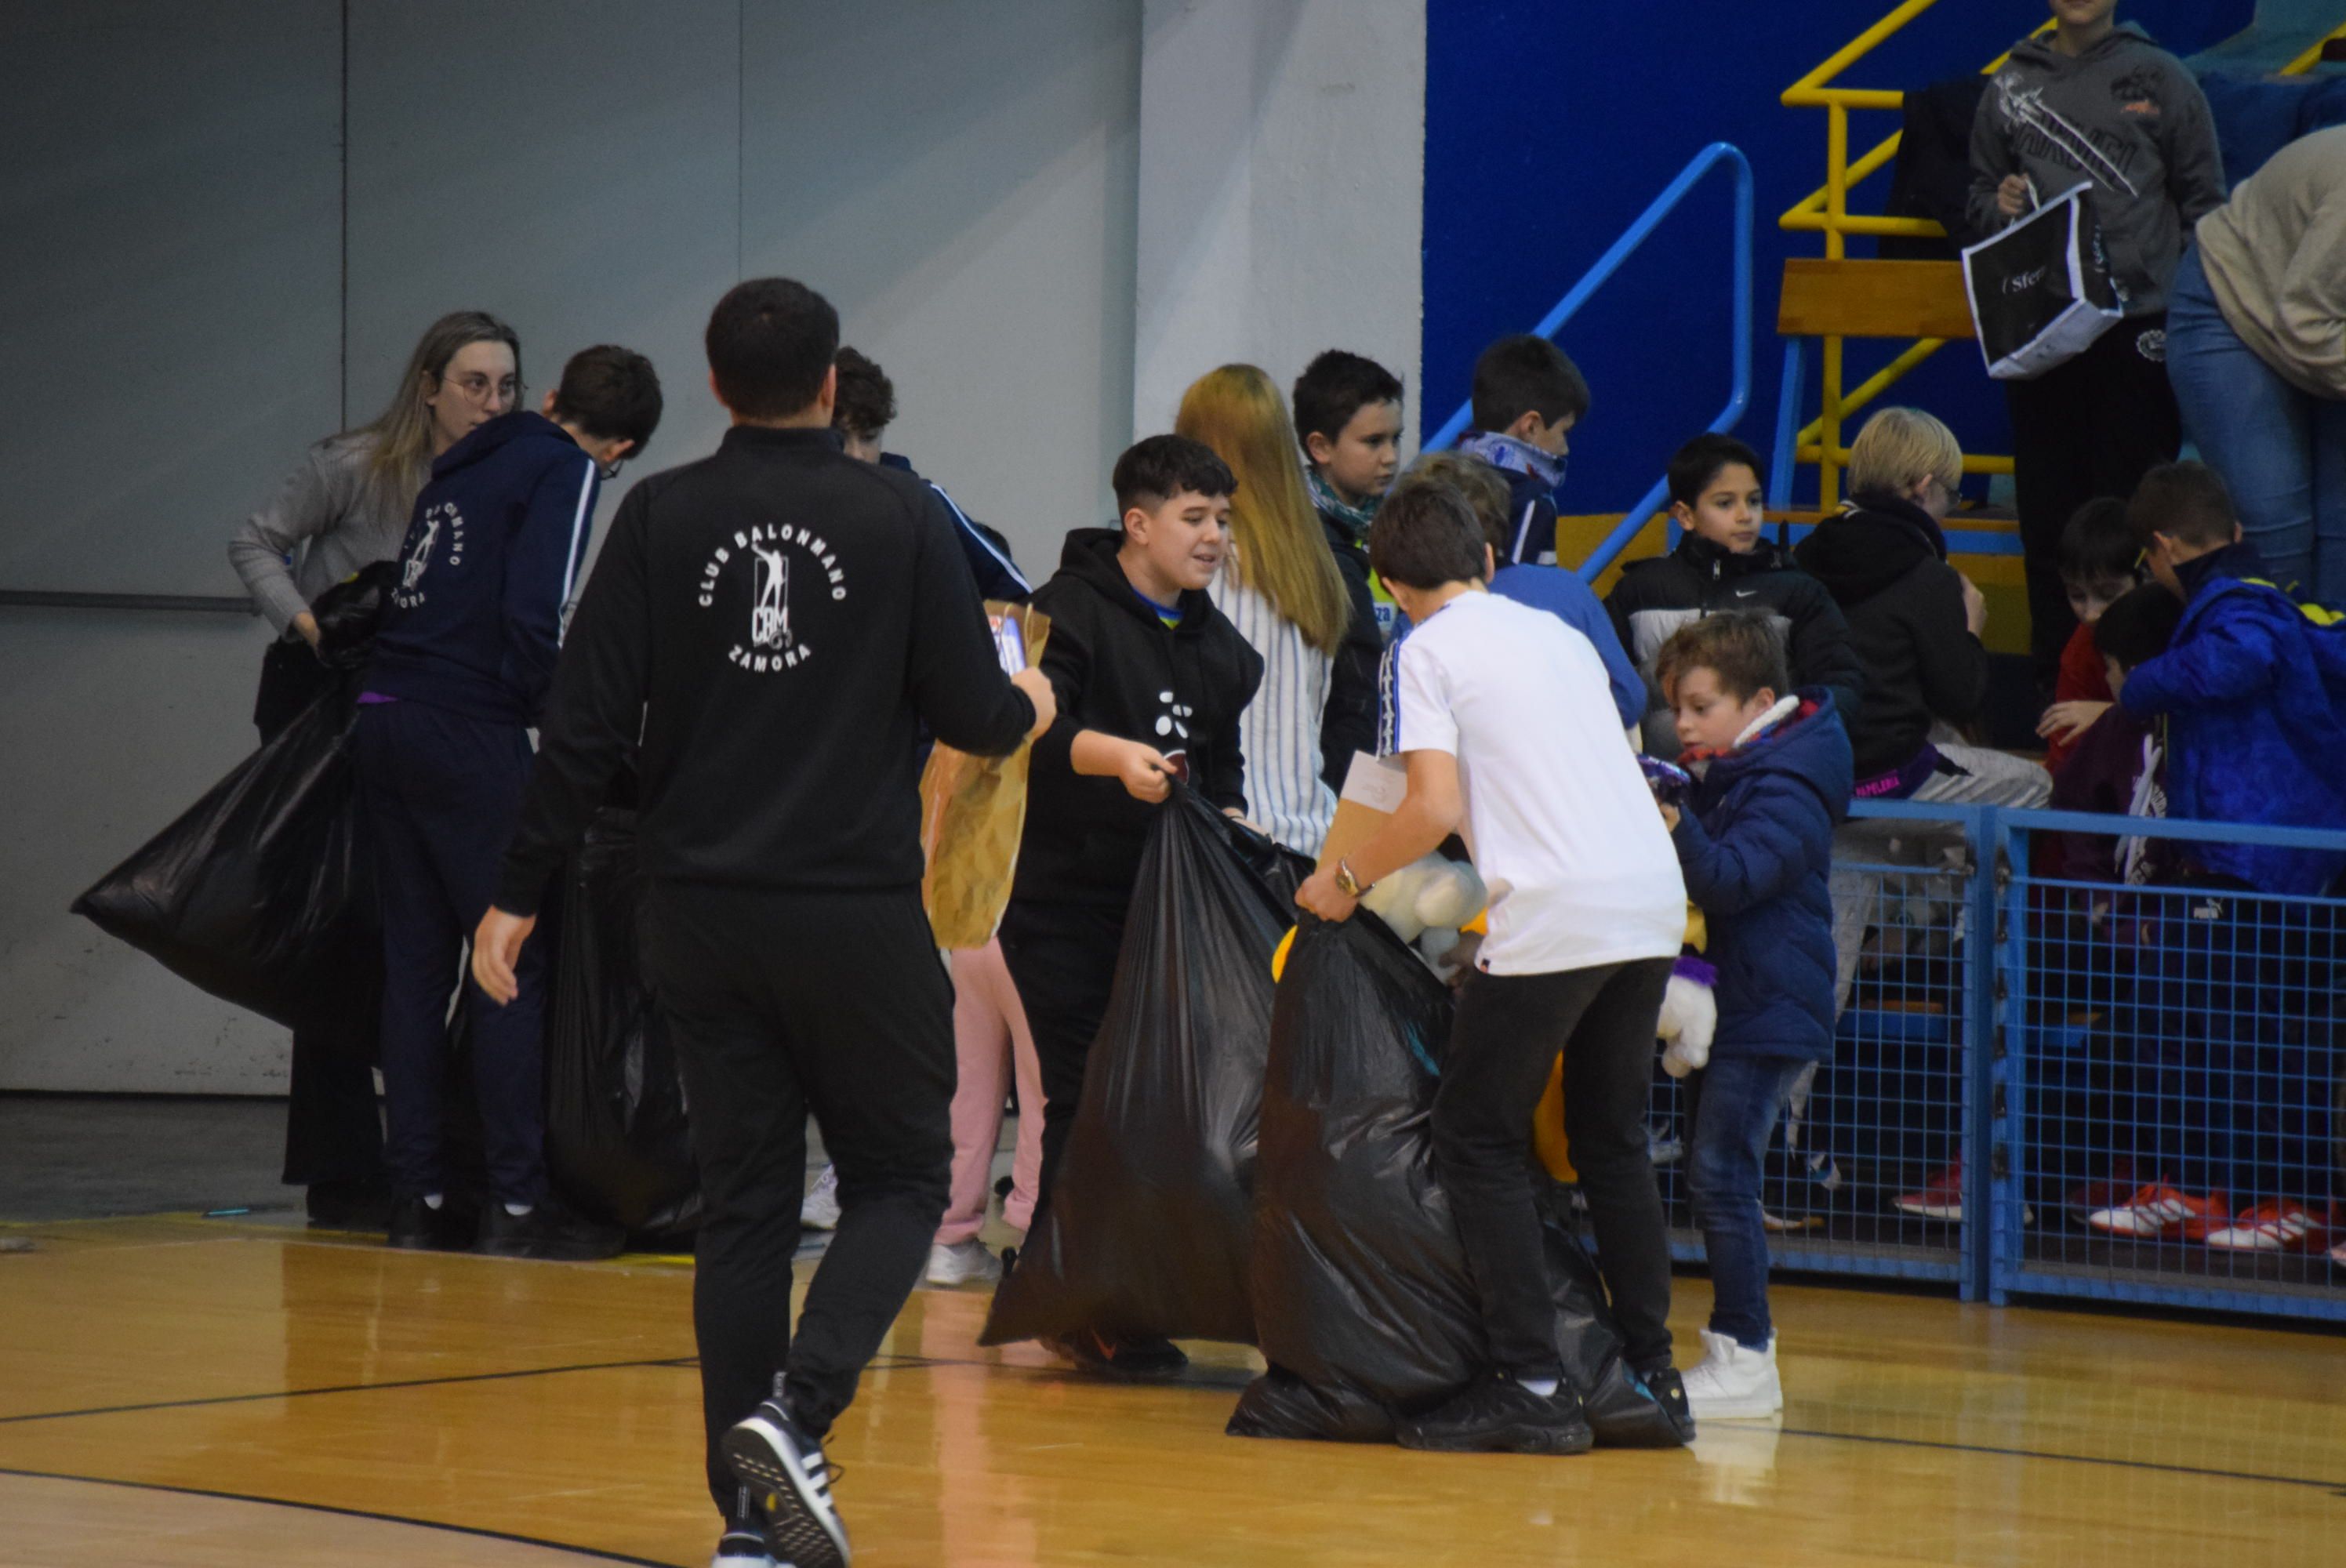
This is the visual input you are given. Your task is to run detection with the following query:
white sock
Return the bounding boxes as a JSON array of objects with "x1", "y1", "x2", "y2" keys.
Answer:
[
  {"x1": 1516, "y1": 1375, "x2": 1560, "y2": 1398},
  {"x1": 422, "y1": 1193, "x2": 444, "y2": 1210},
  {"x1": 503, "y1": 1202, "x2": 533, "y2": 1218}
]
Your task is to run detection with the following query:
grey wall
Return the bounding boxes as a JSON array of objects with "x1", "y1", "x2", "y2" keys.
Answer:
[{"x1": 0, "y1": 0, "x2": 1145, "y2": 1092}]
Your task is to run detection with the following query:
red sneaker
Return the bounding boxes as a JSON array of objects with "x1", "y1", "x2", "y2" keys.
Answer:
[
  {"x1": 1893, "y1": 1163, "x2": 1964, "y2": 1222},
  {"x1": 2202, "y1": 1202, "x2": 2331, "y2": 1254},
  {"x1": 2086, "y1": 1183, "x2": 2230, "y2": 1239}
]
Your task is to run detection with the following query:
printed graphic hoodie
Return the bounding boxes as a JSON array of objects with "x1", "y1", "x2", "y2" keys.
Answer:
[
  {"x1": 1966, "y1": 25, "x2": 2225, "y2": 318},
  {"x1": 1012, "y1": 528, "x2": 1263, "y2": 906},
  {"x1": 494, "y1": 425, "x2": 1035, "y2": 915},
  {"x1": 365, "y1": 411, "x2": 597, "y2": 725}
]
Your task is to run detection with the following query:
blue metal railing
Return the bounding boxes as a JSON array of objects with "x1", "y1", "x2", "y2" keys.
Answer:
[{"x1": 1422, "y1": 141, "x2": 1754, "y2": 583}]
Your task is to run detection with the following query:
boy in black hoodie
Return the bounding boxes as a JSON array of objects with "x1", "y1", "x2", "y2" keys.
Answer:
[
  {"x1": 997, "y1": 434, "x2": 1263, "y2": 1378},
  {"x1": 1607, "y1": 434, "x2": 1863, "y2": 755},
  {"x1": 360, "y1": 345, "x2": 662, "y2": 1261}
]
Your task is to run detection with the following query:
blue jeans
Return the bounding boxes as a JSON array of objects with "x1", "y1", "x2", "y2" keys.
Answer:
[
  {"x1": 2168, "y1": 244, "x2": 2346, "y2": 605},
  {"x1": 1687, "y1": 1054, "x2": 1807, "y2": 1350}
]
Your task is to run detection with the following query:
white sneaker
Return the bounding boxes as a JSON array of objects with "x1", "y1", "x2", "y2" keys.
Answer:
[
  {"x1": 799, "y1": 1166, "x2": 840, "y2": 1231},
  {"x1": 710, "y1": 1526, "x2": 776, "y2": 1567},
  {"x1": 925, "y1": 1240, "x2": 1001, "y2": 1287},
  {"x1": 1680, "y1": 1328, "x2": 1783, "y2": 1421}
]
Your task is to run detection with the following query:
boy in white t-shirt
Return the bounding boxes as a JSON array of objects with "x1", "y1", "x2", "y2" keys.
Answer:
[{"x1": 1297, "y1": 479, "x2": 1692, "y2": 1454}]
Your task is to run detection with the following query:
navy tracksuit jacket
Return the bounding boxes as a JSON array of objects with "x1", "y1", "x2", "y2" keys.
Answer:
[{"x1": 359, "y1": 411, "x2": 599, "y2": 1203}]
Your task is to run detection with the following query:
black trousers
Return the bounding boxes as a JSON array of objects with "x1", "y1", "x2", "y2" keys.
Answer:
[
  {"x1": 994, "y1": 898, "x2": 1126, "y2": 1238},
  {"x1": 2006, "y1": 314, "x2": 2180, "y2": 683},
  {"x1": 1432, "y1": 957, "x2": 1676, "y2": 1381},
  {"x1": 255, "y1": 641, "x2": 384, "y2": 1189},
  {"x1": 645, "y1": 882, "x2": 955, "y2": 1514}
]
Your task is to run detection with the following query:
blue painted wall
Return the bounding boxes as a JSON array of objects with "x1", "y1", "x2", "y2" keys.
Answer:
[{"x1": 1421, "y1": 0, "x2": 2256, "y2": 516}]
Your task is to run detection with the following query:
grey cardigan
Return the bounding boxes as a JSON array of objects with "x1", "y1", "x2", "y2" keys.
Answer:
[{"x1": 227, "y1": 433, "x2": 422, "y2": 636}]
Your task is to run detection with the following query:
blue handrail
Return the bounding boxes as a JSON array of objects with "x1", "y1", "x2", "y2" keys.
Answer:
[{"x1": 1423, "y1": 141, "x2": 1754, "y2": 583}]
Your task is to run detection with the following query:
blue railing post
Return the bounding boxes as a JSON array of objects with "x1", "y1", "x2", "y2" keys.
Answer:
[
  {"x1": 1419, "y1": 143, "x2": 1755, "y2": 582},
  {"x1": 1770, "y1": 339, "x2": 1804, "y2": 521}
]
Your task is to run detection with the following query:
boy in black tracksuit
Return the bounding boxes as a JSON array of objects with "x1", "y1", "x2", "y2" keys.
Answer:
[
  {"x1": 1607, "y1": 434, "x2": 1864, "y2": 755},
  {"x1": 474, "y1": 282, "x2": 1054, "y2": 1568},
  {"x1": 359, "y1": 346, "x2": 661, "y2": 1259},
  {"x1": 997, "y1": 434, "x2": 1262, "y2": 1377}
]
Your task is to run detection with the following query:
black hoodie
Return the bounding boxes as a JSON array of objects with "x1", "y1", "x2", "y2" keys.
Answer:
[
  {"x1": 1793, "y1": 494, "x2": 1989, "y2": 779},
  {"x1": 1013, "y1": 528, "x2": 1263, "y2": 906},
  {"x1": 1604, "y1": 533, "x2": 1864, "y2": 755}
]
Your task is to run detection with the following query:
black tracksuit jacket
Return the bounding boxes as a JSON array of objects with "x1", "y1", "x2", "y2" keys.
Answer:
[
  {"x1": 495, "y1": 424, "x2": 1034, "y2": 916},
  {"x1": 1011, "y1": 528, "x2": 1263, "y2": 906}
]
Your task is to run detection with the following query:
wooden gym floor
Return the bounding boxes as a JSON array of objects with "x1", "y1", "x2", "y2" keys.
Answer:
[{"x1": 1, "y1": 1214, "x2": 2340, "y2": 1567}]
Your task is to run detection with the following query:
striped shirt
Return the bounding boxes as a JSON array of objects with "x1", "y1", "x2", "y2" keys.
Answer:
[{"x1": 1209, "y1": 574, "x2": 1337, "y2": 857}]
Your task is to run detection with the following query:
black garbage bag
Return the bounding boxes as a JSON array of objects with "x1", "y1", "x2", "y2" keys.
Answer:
[
  {"x1": 982, "y1": 784, "x2": 1301, "y2": 1348},
  {"x1": 543, "y1": 808, "x2": 700, "y2": 1237},
  {"x1": 1228, "y1": 913, "x2": 1682, "y2": 1447},
  {"x1": 71, "y1": 676, "x2": 380, "y2": 1044}
]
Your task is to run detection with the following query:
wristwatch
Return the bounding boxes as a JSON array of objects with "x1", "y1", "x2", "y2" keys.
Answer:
[{"x1": 1333, "y1": 858, "x2": 1371, "y2": 898}]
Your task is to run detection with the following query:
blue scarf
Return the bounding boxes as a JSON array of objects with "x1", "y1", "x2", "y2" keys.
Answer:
[
  {"x1": 1306, "y1": 467, "x2": 1381, "y2": 546},
  {"x1": 1458, "y1": 430, "x2": 1567, "y2": 495}
]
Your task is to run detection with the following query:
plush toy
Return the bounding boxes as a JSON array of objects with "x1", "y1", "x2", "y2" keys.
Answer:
[
  {"x1": 1358, "y1": 852, "x2": 1486, "y2": 944},
  {"x1": 1658, "y1": 949, "x2": 1718, "y2": 1078}
]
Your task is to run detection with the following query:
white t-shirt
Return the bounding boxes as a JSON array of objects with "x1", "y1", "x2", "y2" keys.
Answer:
[{"x1": 1391, "y1": 590, "x2": 1685, "y2": 975}]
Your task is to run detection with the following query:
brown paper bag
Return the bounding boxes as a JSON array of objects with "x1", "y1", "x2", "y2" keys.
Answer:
[{"x1": 919, "y1": 604, "x2": 1050, "y2": 949}]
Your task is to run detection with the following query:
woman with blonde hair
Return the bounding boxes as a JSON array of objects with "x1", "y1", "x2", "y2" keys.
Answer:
[
  {"x1": 1175, "y1": 364, "x2": 1353, "y2": 855},
  {"x1": 226, "y1": 309, "x2": 521, "y2": 1231}
]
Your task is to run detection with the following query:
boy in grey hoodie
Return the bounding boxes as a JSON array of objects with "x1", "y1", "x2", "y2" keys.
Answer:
[{"x1": 1967, "y1": 0, "x2": 2224, "y2": 687}]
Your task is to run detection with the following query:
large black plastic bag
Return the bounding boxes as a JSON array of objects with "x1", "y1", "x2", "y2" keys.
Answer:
[
  {"x1": 982, "y1": 785, "x2": 1300, "y2": 1347},
  {"x1": 543, "y1": 808, "x2": 700, "y2": 1236},
  {"x1": 1229, "y1": 913, "x2": 1681, "y2": 1447},
  {"x1": 73, "y1": 688, "x2": 379, "y2": 1042}
]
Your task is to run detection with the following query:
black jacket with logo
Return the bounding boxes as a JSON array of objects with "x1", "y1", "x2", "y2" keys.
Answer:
[
  {"x1": 1013, "y1": 528, "x2": 1263, "y2": 906},
  {"x1": 494, "y1": 425, "x2": 1035, "y2": 915},
  {"x1": 1604, "y1": 534, "x2": 1865, "y2": 755},
  {"x1": 1794, "y1": 494, "x2": 1990, "y2": 779}
]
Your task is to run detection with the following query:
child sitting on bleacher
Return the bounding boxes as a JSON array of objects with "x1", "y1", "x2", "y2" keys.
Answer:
[
  {"x1": 2043, "y1": 583, "x2": 2181, "y2": 891},
  {"x1": 1652, "y1": 614, "x2": 1851, "y2": 1421},
  {"x1": 1606, "y1": 434, "x2": 1863, "y2": 757},
  {"x1": 2036, "y1": 499, "x2": 2145, "y2": 775}
]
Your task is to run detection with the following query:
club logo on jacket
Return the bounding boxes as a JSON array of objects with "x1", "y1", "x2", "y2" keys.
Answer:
[
  {"x1": 393, "y1": 500, "x2": 465, "y2": 609},
  {"x1": 697, "y1": 521, "x2": 848, "y2": 673}
]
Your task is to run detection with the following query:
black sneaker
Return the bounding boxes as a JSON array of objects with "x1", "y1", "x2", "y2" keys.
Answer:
[
  {"x1": 473, "y1": 1195, "x2": 624, "y2": 1261},
  {"x1": 305, "y1": 1176, "x2": 392, "y2": 1231},
  {"x1": 1044, "y1": 1328, "x2": 1189, "y2": 1381},
  {"x1": 723, "y1": 1399, "x2": 851, "y2": 1568},
  {"x1": 387, "y1": 1195, "x2": 475, "y2": 1251},
  {"x1": 1396, "y1": 1372, "x2": 1595, "y2": 1455},
  {"x1": 1637, "y1": 1367, "x2": 1698, "y2": 1445},
  {"x1": 710, "y1": 1523, "x2": 775, "y2": 1567}
]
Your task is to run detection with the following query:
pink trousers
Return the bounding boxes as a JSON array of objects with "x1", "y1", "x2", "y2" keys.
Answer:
[{"x1": 937, "y1": 938, "x2": 1044, "y2": 1244}]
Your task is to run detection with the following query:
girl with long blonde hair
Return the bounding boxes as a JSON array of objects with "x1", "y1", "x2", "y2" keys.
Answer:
[{"x1": 1175, "y1": 364, "x2": 1352, "y2": 854}]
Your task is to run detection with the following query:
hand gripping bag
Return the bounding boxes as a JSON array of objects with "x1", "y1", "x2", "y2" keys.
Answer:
[
  {"x1": 1229, "y1": 913, "x2": 1682, "y2": 1446},
  {"x1": 71, "y1": 569, "x2": 390, "y2": 1040},
  {"x1": 981, "y1": 783, "x2": 1303, "y2": 1348},
  {"x1": 543, "y1": 808, "x2": 701, "y2": 1238},
  {"x1": 1962, "y1": 180, "x2": 2124, "y2": 380}
]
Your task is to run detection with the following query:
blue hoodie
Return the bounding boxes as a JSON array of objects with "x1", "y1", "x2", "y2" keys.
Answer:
[
  {"x1": 366, "y1": 411, "x2": 598, "y2": 725},
  {"x1": 1669, "y1": 689, "x2": 1854, "y2": 1062},
  {"x1": 2117, "y1": 541, "x2": 2346, "y2": 895}
]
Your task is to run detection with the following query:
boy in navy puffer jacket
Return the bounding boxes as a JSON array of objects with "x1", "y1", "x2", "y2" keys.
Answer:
[{"x1": 1653, "y1": 612, "x2": 1852, "y2": 1422}]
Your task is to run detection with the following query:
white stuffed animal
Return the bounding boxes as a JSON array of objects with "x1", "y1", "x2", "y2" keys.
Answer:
[
  {"x1": 1359, "y1": 853, "x2": 1487, "y2": 980},
  {"x1": 1658, "y1": 956, "x2": 1718, "y2": 1078}
]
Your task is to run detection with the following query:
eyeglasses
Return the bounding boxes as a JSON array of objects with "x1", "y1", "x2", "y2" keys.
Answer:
[
  {"x1": 437, "y1": 371, "x2": 520, "y2": 405},
  {"x1": 594, "y1": 454, "x2": 628, "y2": 483}
]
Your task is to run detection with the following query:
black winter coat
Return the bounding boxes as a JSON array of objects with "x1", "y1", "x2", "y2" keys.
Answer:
[
  {"x1": 1793, "y1": 494, "x2": 1989, "y2": 779},
  {"x1": 1605, "y1": 535, "x2": 1864, "y2": 757}
]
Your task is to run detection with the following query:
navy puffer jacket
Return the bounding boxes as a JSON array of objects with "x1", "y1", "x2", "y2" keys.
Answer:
[{"x1": 1669, "y1": 689, "x2": 1854, "y2": 1062}]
